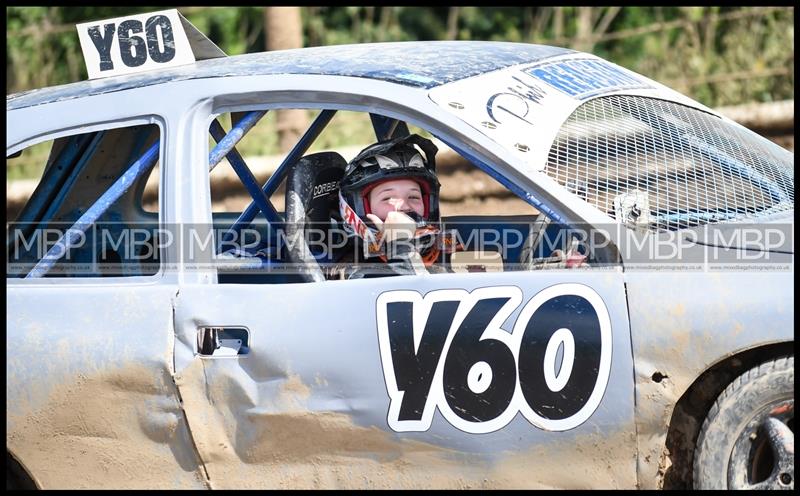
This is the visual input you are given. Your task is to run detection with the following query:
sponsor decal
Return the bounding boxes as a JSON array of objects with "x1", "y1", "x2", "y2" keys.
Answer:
[
  {"x1": 312, "y1": 181, "x2": 339, "y2": 199},
  {"x1": 485, "y1": 75, "x2": 547, "y2": 126},
  {"x1": 526, "y1": 58, "x2": 653, "y2": 100},
  {"x1": 376, "y1": 284, "x2": 612, "y2": 433}
]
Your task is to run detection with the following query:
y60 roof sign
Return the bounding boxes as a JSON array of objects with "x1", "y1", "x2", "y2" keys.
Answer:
[{"x1": 75, "y1": 9, "x2": 225, "y2": 80}]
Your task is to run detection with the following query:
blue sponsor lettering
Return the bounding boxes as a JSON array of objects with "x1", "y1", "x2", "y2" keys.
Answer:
[
  {"x1": 531, "y1": 65, "x2": 585, "y2": 95},
  {"x1": 526, "y1": 59, "x2": 651, "y2": 99},
  {"x1": 508, "y1": 75, "x2": 546, "y2": 104}
]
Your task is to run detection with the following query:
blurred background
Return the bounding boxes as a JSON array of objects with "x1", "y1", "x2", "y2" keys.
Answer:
[
  {"x1": 6, "y1": 6, "x2": 794, "y2": 215},
  {"x1": 7, "y1": 7, "x2": 794, "y2": 104}
]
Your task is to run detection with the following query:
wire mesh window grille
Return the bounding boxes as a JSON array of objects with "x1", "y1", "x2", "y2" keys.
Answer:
[{"x1": 544, "y1": 95, "x2": 794, "y2": 232}]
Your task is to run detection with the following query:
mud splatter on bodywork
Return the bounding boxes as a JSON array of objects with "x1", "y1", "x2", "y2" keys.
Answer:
[
  {"x1": 624, "y1": 269, "x2": 794, "y2": 488},
  {"x1": 175, "y1": 359, "x2": 637, "y2": 489},
  {"x1": 176, "y1": 359, "x2": 475, "y2": 489},
  {"x1": 6, "y1": 285, "x2": 206, "y2": 489},
  {"x1": 8, "y1": 42, "x2": 573, "y2": 110},
  {"x1": 6, "y1": 363, "x2": 206, "y2": 489}
]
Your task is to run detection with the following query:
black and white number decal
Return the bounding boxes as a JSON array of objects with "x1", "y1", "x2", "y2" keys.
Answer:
[
  {"x1": 76, "y1": 9, "x2": 194, "y2": 80},
  {"x1": 376, "y1": 284, "x2": 612, "y2": 433}
]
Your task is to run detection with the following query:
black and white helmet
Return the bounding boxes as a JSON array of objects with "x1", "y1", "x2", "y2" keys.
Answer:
[{"x1": 339, "y1": 134, "x2": 440, "y2": 228}]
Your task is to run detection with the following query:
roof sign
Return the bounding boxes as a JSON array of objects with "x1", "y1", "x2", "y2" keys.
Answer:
[{"x1": 76, "y1": 9, "x2": 225, "y2": 80}]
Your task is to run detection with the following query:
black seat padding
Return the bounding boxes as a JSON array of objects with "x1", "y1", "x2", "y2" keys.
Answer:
[{"x1": 284, "y1": 152, "x2": 347, "y2": 282}]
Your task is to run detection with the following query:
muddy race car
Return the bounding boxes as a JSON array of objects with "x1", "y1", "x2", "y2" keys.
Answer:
[{"x1": 6, "y1": 9, "x2": 794, "y2": 490}]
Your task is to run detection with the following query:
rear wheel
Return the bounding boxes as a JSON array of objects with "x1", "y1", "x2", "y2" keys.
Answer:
[{"x1": 693, "y1": 356, "x2": 794, "y2": 489}]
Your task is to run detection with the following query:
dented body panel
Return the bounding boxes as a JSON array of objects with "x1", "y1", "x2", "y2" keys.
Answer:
[
  {"x1": 6, "y1": 285, "x2": 206, "y2": 489},
  {"x1": 172, "y1": 271, "x2": 637, "y2": 489}
]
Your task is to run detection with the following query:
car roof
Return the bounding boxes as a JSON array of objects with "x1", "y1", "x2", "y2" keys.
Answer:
[{"x1": 7, "y1": 41, "x2": 573, "y2": 111}]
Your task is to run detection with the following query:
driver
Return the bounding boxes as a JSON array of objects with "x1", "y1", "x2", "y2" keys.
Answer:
[{"x1": 331, "y1": 134, "x2": 460, "y2": 277}]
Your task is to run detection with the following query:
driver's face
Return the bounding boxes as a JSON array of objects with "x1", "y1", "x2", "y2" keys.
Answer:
[{"x1": 368, "y1": 179, "x2": 425, "y2": 222}]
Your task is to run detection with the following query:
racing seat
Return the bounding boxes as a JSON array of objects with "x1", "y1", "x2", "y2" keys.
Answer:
[{"x1": 284, "y1": 152, "x2": 347, "y2": 282}]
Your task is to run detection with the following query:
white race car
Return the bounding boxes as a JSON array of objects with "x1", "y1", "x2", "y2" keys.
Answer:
[{"x1": 6, "y1": 9, "x2": 793, "y2": 490}]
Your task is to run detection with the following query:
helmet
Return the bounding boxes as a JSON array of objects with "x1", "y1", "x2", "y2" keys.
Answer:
[
  {"x1": 339, "y1": 134, "x2": 440, "y2": 224},
  {"x1": 338, "y1": 134, "x2": 449, "y2": 262}
]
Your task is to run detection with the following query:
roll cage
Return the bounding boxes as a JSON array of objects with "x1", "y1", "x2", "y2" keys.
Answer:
[{"x1": 22, "y1": 108, "x2": 543, "y2": 279}]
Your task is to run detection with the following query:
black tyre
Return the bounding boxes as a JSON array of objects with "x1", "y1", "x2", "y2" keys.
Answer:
[{"x1": 693, "y1": 355, "x2": 794, "y2": 489}]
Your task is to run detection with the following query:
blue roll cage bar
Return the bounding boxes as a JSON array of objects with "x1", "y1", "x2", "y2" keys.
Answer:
[{"x1": 25, "y1": 109, "x2": 406, "y2": 278}]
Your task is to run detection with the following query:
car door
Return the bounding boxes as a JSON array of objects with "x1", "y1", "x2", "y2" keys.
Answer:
[
  {"x1": 6, "y1": 107, "x2": 206, "y2": 489},
  {"x1": 173, "y1": 273, "x2": 633, "y2": 489},
  {"x1": 170, "y1": 99, "x2": 637, "y2": 489}
]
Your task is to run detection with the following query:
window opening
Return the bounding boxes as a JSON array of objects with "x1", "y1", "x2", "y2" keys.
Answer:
[
  {"x1": 203, "y1": 107, "x2": 610, "y2": 284},
  {"x1": 7, "y1": 123, "x2": 162, "y2": 279}
]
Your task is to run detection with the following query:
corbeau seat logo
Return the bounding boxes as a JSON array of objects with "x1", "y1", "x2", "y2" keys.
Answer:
[{"x1": 376, "y1": 284, "x2": 612, "y2": 434}]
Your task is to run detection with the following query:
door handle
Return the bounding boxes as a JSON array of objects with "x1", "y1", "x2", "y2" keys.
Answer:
[{"x1": 197, "y1": 326, "x2": 250, "y2": 357}]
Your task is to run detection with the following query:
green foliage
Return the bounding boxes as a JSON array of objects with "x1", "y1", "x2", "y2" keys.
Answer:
[
  {"x1": 182, "y1": 7, "x2": 264, "y2": 55},
  {"x1": 6, "y1": 141, "x2": 50, "y2": 181},
  {"x1": 6, "y1": 6, "x2": 794, "y2": 179},
  {"x1": 6, "y1": 6, "x2": 170, "y2": 90},
  {"x1": 398, "y1": 7, "x2": 444, "y2": 41},
  {"x1": 7, "y1": 6, "x2": 793, "y2": 105}
]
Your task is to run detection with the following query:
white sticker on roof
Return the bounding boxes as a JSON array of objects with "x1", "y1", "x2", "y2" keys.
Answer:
[
  {"x1": 429, "y1": 56, "x2": 581, "y2": 173},
  {"x1": 429, "y1": 53, "x2": 679, "y2": 173}
]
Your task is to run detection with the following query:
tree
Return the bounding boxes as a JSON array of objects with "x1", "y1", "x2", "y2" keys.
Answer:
[
  {"x1": 264, "y1": 7, "x2": 308, "y2": 152},
  {"x1": 573, "y1": 7, "x2": 621, "y2": 52}
]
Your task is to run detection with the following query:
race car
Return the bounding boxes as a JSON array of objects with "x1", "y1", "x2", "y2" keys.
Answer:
[{"x1": 6, "y1": 9, "x2": 794, "y2": 490}]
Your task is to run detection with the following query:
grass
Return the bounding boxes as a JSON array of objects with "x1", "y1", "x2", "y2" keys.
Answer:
[{"x1": 6, "y1": 141, "x2": 51, "y2": 181}]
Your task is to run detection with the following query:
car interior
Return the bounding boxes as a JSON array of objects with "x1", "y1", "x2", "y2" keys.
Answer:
[{"x1": 7, "y1": 108, "x2": 605, "y2": 281}]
